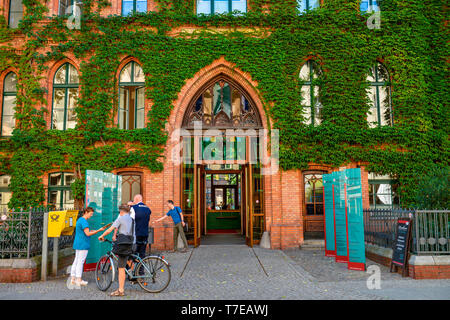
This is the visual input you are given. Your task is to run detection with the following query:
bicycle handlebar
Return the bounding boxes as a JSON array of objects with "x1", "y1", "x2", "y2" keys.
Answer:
[{"x1": 100, "y1": 238, "x2": 113, "y2": 244}]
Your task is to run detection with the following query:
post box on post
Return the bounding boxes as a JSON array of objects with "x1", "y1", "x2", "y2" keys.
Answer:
[{"x1": 42, "y1": 210, "x2": 79, "y2": 280}]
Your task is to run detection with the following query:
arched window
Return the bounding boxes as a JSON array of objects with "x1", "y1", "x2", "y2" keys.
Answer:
[
  {"x1": 367, "y1": 62, "x2": 392, "y2": 127},
  {"x1": 182, "y1": 78, "x2": 261, "y2": 129},
  {"x1": 8, "y1": 0, "x2": 23, "y2": 28},
  {"x1": 51, "y1": 63, "x2": 79, "y2": 130},
  {"x1": 118, "y1": 61, "x2": 145, "y2": 129},
  {"x1": 360, "y1": 0, "x2": 380, "y2": 13},
  {"x1": 119, "y1": 172, "x2": 142, "y2": 204},
  {"x1": 122, "y1": 0, "x2": 147, "y2": 16},
  {"x1": 58, "y1": 0, "x2": 83, "y2": 16},
  {"x1": 299, "y1": 60, "x2": 323, "y2": 126},
  {"x1": 1, "y1": 72, "x2": 17, "y2": 136},
  {"x1": 196, "y1": 0, "x2": 247, "y2": 15},
  {"x1": 297, "y1": 0, "x2": 320, "y2": 14},
  {"x1": 304, "y1": 172, "x2": 324, "y2": 216}
]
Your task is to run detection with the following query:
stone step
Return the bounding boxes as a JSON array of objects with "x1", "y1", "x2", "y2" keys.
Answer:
[{"x1": 301, "y1": 239, "x2": 325, "y2": 250}]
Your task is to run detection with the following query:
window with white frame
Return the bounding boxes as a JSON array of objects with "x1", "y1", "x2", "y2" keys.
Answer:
[
  {"x1": 196, "y1": 0, "x2": 247, "y2": 15},
  {"x1": 297, "y1": 0, "x2": 320, "y2": 14},
  {"x1": 8, "y1": 0, "x2": 23, "y2": 28},
  {"x1": 360, "y1": 0, "x2": 380, "y2": 13},
  {"x1": 118, "y1": 61, "x2": 145, "y2": 129},
  {"x1": 58, "y1": 0, "x2": 83, "y2": 16},
  {"x1": 48, "y1": 172, "x2": 75, "y2": 210},
  {"x1": 0, "y1": 175, "x2": 12, "y2": 211},
  {"x1": 122, "y1": 0, "x2": 147, "y2": 16},
  {"x1": 368, "y1": 173, "x2": 400, "y2": 209},
  {"x1": 299, "y1": 60, "x2": 323, "y2": 126},
  {"x1": 366, "y1": 62, "x2": 392, "y2": 127},
  {"x1": 1, "y1": 72, "x2": 17, "y2": 136}
]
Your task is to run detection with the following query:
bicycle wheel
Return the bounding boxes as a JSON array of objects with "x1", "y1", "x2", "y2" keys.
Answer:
[
  {"x1": 135, "y1": 256, "x2": 171, "y2": 293},
  {"x1": 95, "y1": 255, "x2": 114, "y2": 291}
]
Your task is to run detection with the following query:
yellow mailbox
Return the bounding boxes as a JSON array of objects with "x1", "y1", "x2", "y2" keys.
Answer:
[{"x1": 48, "y1": 210, "x2": 79, "y2": 237}]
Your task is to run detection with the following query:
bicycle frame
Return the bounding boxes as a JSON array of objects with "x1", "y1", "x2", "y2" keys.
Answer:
[{"x1": 99, "y1": 240, "x2": 169, "y2": 282}]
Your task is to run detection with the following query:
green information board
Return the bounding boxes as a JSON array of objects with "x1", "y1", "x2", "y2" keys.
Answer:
[
  {"x1": 323, "y1": 172, "x2": 336, "y2": 256},
  {"x1": 84, "y1": 170, "x2": 122, "y2": 265},
  {"x1": 346, "y1": 168, "x2": 366, "y2": 270},
  {"x1": 323, "y1": 168, "x2": 365, "y2": 270},
  {"x1": 333, "y1": 171, "x2": 348, "y2": 262}
]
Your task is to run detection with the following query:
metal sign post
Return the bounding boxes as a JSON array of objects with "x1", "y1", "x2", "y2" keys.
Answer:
[
  {"x1": 52, "y1": 238, "x2": 59, "y2": 276},
  {"x1": 41, "y1": 211, "x2": 49, "y2": 281}
]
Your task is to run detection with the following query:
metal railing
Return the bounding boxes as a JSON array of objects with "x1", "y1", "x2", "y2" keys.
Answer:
[
  {"x1": 363, "y1": 208, "x2": 415, "y2": 252},
  {"x1": 0, "y1": 208, "x2": 79, "y2": 259},
  {"x1": 363, "y1": 208, "x2": 450, "y2": 255},
  {"x1": 415, "y1": 210, "x2": 449, "y2": 255}
]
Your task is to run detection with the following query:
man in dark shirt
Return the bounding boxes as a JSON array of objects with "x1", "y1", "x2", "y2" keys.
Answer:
[{"x1": 130, "y1": 194, "x2": 151, "y2": 258}]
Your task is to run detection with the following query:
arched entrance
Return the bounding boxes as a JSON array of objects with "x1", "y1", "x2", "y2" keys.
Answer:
[{"x1": 179, "y1": 75, "x2": 266, "y2": 247}]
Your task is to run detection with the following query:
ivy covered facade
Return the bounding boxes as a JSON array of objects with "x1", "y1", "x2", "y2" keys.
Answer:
[{"x1": 0, "y1": 0, "x2": 447, "y2": 249}]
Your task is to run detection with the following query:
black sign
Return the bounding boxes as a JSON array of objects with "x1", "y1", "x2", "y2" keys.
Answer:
[{"x1": 390, "y1": 218, "x2": 412, "y2": 277}]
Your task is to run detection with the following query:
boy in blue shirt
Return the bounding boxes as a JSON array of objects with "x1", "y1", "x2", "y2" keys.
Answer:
[{"x1": 153, "y1": 200, "x2": 188, "y2": 253}]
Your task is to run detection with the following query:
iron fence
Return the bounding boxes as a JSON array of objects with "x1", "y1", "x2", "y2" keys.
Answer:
[
  {"x1": 363, "y1": 208, "x2": 416, "y2": 252},
  {"x1": 415, "y1": 210, "x2": 450, "y2": 255},
  {"x1": 363, "y1": 208, "x2": 450, "y2": 255},
  {"x1": 0, "y1": 208, "x2": 79, "y2": 259}
]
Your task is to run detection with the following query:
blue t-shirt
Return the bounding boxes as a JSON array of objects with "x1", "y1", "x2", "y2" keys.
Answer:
[
  {"x1": 166, "y1": 206, "x2": 182, "y2": 225},
  {"x1": 73, "y1": 217, "x2": 91, "y2": 250}
]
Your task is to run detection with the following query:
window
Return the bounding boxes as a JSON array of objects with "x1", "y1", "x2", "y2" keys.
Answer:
[
  {"x1": 183, "y1": 79, "x2": 261, "y2": 129},
  {"x1": 122, "y1": 0, "x2": 147, "y2": 16},
  {"x1": 0, "y1": 175, "x2": 12, "y2": 211},
  {"x1": 360, "y1": 0, "x2": 380, "y2": 13},
  {"x1": 58, "y1": 0, "x2": 83, "y2": 16},
  {"x1": 299, "y1": 60, "x2": 323, "y2": 126},
  {"x1": 368, "y1": 173, "x2": 400, "y2": 209},
  {"x1": 196, "y1": 0, "x2": 247, "y2": 15},
  {"x1": 120, "y1": 173, "x2": 142, "y2": 204},
  {"x1": 297, "y1": 0, "x2": 320, "y2": 13},
  {"x1": 51, "y1": 63, "x2": 79, "y2": 130},
  {"x1": 48, "y1": 172, "x2": 75, "y2": 209},
  {"x1": 8, "y1": 0, "x2": 23, "y2": 28},
  {"x1": 1, "y1": 72, "x2": 17, "y2": 136},
  {"x1": 367, "y1": 62, "x2": 392, "y2": 127},
  {"x1": 304, "y1": 173, "x2": 324, "y2": 215},
  {"x1": 118, "y1": 61, "x2": 145, "y2": 129}
]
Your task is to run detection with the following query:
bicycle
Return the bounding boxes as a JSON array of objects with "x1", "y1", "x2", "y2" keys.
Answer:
[{"x1": 95, "y1": 239, "x2": 171, "y2": 293}]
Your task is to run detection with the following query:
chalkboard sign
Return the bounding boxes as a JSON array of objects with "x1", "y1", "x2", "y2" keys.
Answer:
[{"x1": 390, "y1": 218, "x2": 413, "y2": 277}]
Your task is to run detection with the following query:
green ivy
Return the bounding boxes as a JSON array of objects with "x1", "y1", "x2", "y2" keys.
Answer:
[{"x1": 0, "y1": 0, "x2": 448, "y2": 209}]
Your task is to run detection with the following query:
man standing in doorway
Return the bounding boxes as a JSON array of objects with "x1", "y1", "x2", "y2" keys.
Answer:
[
  {"x1": 153, "y1": 200, "x2": 188, "y2": 253},
  {"x1": 130, "y1": 194, "x2": 151, "y2": 258}
]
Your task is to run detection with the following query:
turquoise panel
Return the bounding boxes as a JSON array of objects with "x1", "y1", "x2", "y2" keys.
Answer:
[
  {"x1": 323, "y1": 172, "x2": 335, "y2": 253},
  {"x1": 334, "y1": 171, "x2": 348, "y2": 258},
  {"x1": 345, "y1": 168, "x2": 366, "y2": 266}
]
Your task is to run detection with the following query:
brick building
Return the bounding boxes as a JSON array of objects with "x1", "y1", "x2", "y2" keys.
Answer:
[{"x1": 1, "y1": 0, "x2": 432, "y2": 252}]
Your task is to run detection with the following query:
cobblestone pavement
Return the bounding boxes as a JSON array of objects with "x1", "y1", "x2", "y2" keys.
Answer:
[{"x1": 0, "y1": 245, "x2": 449, "y2": 300}]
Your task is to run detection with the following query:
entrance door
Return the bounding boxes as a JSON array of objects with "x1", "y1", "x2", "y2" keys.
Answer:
[
  {"x1": 303, "y1": 172, "x2": 325, "y2": 238},
  {"x1": 204, "y1": 170, "x2": 242, "y2": 234},
  {"x1": 245, "y1": 164, "x2": 253, "y2": 246}
]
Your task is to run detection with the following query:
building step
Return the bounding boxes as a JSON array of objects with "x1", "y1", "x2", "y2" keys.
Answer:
[{"x1": 301, "y1": 239, "x2": 325, "y2": 250}]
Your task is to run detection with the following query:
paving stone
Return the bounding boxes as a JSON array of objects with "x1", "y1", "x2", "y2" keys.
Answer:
[{"x1": 0, "y1": 246, "x2": 449, "y2": 300}]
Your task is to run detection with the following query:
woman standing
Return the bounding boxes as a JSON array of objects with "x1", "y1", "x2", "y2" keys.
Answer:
[{"x1": 70, "y1": 207, "x2": 106, "y2": 287}]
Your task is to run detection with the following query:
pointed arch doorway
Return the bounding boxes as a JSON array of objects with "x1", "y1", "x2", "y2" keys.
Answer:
[{"x1": 180, "y1": 76, "x2": 265, "y2": 247}]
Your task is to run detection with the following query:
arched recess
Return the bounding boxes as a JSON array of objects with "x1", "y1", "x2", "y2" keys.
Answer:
[{"x1": 166, "y1": 57, "x2": 272, "y2": 248}]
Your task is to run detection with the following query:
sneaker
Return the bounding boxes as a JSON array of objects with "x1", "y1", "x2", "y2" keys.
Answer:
[{"x1": 76, "y1": 280, "x2": 88, "y2": 286}]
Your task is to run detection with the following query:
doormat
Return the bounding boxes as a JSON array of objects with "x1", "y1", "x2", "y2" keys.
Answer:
[{"x1": 207, "y1": 229, "x2": 240, "y2": 234}]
